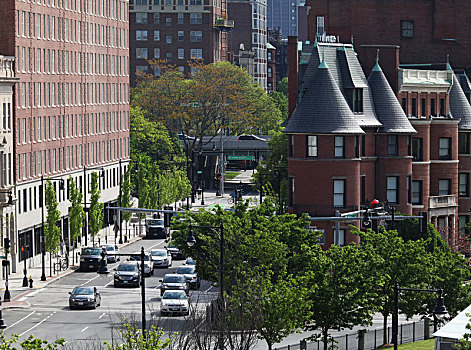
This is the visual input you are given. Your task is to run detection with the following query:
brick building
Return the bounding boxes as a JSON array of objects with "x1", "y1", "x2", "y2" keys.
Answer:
[
  {"x1": 284, "y1": 41, "x2": 471, "y2": 247},
  {"x1": 129, "y1": 0, "x2": 230, "y2": 86},
  {"x1": 306, "y1": 0, "x2": 471, "y2": 79},
  {"x1": 0, "y1": 0, "x2": 130, "y2": 270},
  {"x1": 228, "y1": 0, "x2": 267, "y2": 90}
]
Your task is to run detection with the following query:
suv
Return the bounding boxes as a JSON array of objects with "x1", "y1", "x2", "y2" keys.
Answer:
[
  {"x1": 79, "y1": 247, "x2": 103, "y2": 272},
  {"x1": 114, "y1": 261, "x2": 141, "y2": 287},
  {"x1": 102, "y1": 245, "x2": 120, "y2": 263},
  {"x1": 160, "y1": 274, "x2": 189, "y2": 296},
  {"x1": 129, "y1": 252, "x2": 154, "y2": 276},
  {"x1": 176, "y1": 265, "x2": 200, "y2": 290},
  {"x1": 145, "y1": 218, "x2": 168, "y2": 239}
]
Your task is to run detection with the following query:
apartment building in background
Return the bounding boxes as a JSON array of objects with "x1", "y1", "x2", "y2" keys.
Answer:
[
  {"x1": 228, "y1": 0, "x2": 267, "y2": 90},
  {"x1": 0, "y1": 0, "x2": 130, "y2": 271},
  {"x1": 129, "y1": 0, "x2": 230, "y2": 86},
  {"x1": 267, "y1": 0, "x2": 304, "y2": 37}
]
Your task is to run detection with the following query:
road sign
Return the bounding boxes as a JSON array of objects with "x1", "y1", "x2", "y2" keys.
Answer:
[{"x1": 228, "y1": 155, "x2": 255, "y2": 161}]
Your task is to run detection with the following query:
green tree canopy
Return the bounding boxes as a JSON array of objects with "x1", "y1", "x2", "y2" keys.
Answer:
[
  {"x1": 45, "y1": 179, "x2": 61, "y2": 254},
  {"x1": 68, "y1": 176, "x2": 85, "y2": 245},
  {"x1": 89, "y1": 172, "x2": 104, "y2": 241}
]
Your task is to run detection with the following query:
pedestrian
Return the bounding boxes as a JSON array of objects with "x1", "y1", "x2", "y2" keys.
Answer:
[{"x1": 59, "y1": 238, "x2": 65, "y2": 256}]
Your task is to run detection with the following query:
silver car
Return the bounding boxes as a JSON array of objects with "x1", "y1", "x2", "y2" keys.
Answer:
[
  {"x1": 150, "y1": 249, "x2": 172, "y2": 268},
  {"x1": 102, "y1": 245, "x2": 120, "y2": 263},
  {"x1": 129, "y1": 252, "x2": 154, "y2": 276},
  {"x1": 160, "y1": 274, "x2": 189, "y2": 296},
  {"x1": 160, "y1": 290, "x2": 189, "y2": 316}
]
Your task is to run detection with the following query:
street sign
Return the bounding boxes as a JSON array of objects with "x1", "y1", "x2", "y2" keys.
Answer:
[{"x1": 228, "y1": 155, "x2": 255, "y2": 161}]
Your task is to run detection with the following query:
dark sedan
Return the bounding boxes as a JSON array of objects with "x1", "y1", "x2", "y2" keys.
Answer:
[
  {"x1": 114, "y1": 262, "x2": 141, "y2": 287},
  {"x1": 69, "y1": 287, "x2": 101, "y2": 310},
  {"x1": 166, "y1": 243, "x2": 185, "y2": 260}
]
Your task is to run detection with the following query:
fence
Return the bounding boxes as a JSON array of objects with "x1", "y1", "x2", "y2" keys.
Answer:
[{"x1": 274, "y1": 319, "x2": 435, "y2": 350}]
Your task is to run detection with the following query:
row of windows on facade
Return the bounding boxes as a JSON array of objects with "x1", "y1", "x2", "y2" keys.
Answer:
[
  {"x1": 136, "y1": 29, "x2": 203, "y2": 42},
  {"x1": 20, "y1": 0, "x2": 129, "y2": 23},
  {"x1": 401, "y1": 97, "x2": 448, "y2": 117},
  {"x1": 17, "y1": 11, "x2": 129, "y2": 49},
  {"x1": 298, "y1": 135, "x2": 455, "y2": 160},
  {"x1": 17, "y1": 165, "x2": 123, "y2": 215},
  {"x1": 252, "y1": 17, "x2": 267, "y2": 31},
  {"x1": 18, "y1": 138, "x2": 129, "y2": 182},
  {"x1": 136, "y1": 47, "x2": 203, "y2": 60},
  {"x1": 17, "y1": 46, "x2": 129, "y2": 77},
  {"x1": 17, "y1": 82, "x2": 130, "y2": 109},
  {"x1": 17, "y1": 112, "x2": 129, "y2": 145},
  {"x1": 132, "y1": 0, "x2": 203, "y2": 6},
  {"x1": 134, "y1": 12, "x2": 204, "y2": 25}
]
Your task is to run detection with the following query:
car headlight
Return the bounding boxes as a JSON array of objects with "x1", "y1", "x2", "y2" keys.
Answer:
[
  {"x1": 179, "y1": 286, "x2": 185, "y2": 289},
  {"x1": 182, "y1": 306, "x2": 188, "y2": 310}
]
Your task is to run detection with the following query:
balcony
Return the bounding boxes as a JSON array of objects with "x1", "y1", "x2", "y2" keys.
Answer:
[
  {"x1": 214, "y1": 18, "x2": 234, "y2": 32},
  {"x1": 429, "y1": 195, "x2": 456, "y2": 209}
]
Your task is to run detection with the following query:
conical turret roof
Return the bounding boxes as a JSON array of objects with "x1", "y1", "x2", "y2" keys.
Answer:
[
  {"x1": 284, "y1": 61, "x2": 364, "y2": 134},
  {"x1": 368, "y1": 62, "x2": 416, "y2": 134},
  {"x1": 450, "y1": 73, "x2": 471, "y2": 130}
]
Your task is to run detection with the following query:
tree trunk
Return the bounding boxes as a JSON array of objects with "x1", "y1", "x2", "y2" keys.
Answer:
[
  {"x1": 267, "y1": 342, "x2": 272, "y2": 350},
  {"x1": 323, "y1": 328, "x2": 329, "y2": 350}
]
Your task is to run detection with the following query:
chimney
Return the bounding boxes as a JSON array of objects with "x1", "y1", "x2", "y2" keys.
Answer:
[{"x1": 288, "y1": 35, "x2": 299, "y2": 117}]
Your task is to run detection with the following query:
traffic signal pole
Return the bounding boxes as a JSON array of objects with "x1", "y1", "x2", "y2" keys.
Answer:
[{"x1": 3, "y1": 238, "x2": 10, "y2": 302}]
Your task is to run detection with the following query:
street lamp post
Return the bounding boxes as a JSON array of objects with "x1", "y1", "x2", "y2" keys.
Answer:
[
  {"x1": 40, "y1": 176, "x2": 65, "y2": 281},
  {"x1": 186, "y1": 223, "x2": 224, "y2": 350},
  {"x1": 392, "y1": 280, "x2": 447, "y2": 350},
  {"x1": 98, "y1": 246, "x2": 146, "y2": 333}
]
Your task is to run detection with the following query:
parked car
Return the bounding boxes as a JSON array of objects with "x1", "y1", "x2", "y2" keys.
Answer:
[
  {"x1": 150, "y1": 249, "x2": 172, "y2": 268},
  {"x1": 79, "y1": 247, "x2": 103, "y2": 272},
  {"x1": 129, "y1": 252, "x2": 154, "y2": 276},
  {"x1": 69, "y1": 286, "x2": 101, "y2": 309},
  {"x1": 166, "y1": 243, "x2": 185, "y2": 260},
  {"x1": 114, "y1": 261, "x2": 141, "y2": 287},
  {"x1": 101, "y1": 245, "x2": 120, "y2": 263},
  {"x1": 176, "y1": 265, "x2": 200, "y2": 290},
  {"x1": 145, "y1": 218, "x2": 168, "y2": 239},
  {"x1": 160, "y1": 290, "x2": 189, "y2": 316},
  {"x1": 160, "y1": 274, "x2": 189, "y2": 296}
]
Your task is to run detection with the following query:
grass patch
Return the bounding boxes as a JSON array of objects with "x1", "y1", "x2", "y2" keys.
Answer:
[
  {"x1": 225, "y1": 171, "x2": 240, "y2": 180},
  {"x1": 379, "y1": 339, "x2": 435, "y2": 349}
]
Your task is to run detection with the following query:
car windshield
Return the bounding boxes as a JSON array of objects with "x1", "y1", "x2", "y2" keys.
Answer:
[
  {"x1": 130, "y1": 254, "x2": 150, "y2": 261},
  {"x1": 72, "y1": 287, "x2": 93, "y2": 295},
  {"x1": 82, "y1": 248, "x2": 102, "y2": 255},
  {"x1": 168, "y1": 243, "x2": 178, "y2": 249},
  {"x1": 186, "y1": 258, "x2": 195, "y2": 265},
  {"x1": 163, "y1": 292, "x2": 187, "y2": 300},
  {"x1": 118, "y1": 264, "x2": 137, "y2": 272},
  {"x1": 148, "y1": 219, "x2": 164, "y2": 226},
  {"x1": 177, "y1": 267, "x2": 195, "y2": 274},
  {"x1": 105, "y1": 246, "x2": 115, "y2": 252},
  {"x1": 151, "y1": 251, "x2": 167, "y2": 257},
  {"x1": 163, "y1": 276, "x2": 185, "y2": 283}
]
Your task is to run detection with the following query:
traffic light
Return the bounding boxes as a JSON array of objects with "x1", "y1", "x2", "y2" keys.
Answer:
[
  {"x1": 362, "y1": 209, "x2": 371, "y2": 228},
  {"x1": 4, "y1": 238, "x2": 10, "y2": 253}
]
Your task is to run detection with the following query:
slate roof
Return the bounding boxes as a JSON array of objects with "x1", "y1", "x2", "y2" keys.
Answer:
[
  {"x1": 299, "y1": 43, "x2": 382, "y2": 129},
  {"x1": 449, "y1": 73, "x2": 471, "y2": 130},
  {"x1": 458, "y1": 72, "x2": 471, "y2": 94},
  {"x1": 368, "y1": 62, "x2": 416, "y2": 134},
  {"x1": 284, "y1": 60, "x2": 364, "y2": 134}
]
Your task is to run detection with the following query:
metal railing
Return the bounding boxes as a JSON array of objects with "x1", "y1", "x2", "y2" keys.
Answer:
[
  {"x1": 429, "y1": 195, "x2": 456, "y2": 208},
  {"x1": 274, "y1": 319, "x2": 435, "y2": 350}
]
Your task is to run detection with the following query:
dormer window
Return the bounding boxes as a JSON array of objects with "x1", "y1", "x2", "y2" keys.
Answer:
[{"x1": 353, "y1": 88, "x2": 363, "y2": 113}]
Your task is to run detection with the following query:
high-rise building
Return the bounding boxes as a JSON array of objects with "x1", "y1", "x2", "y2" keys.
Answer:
[
  {"x1": 129, "y1": 0, "x2": 230, "y2": 86},
  {"x1": 267, "y1": 0, "x2": 303, "y2": 37},
  {"x1": 228, "y1": 0, "x2": 267, "y2": 90},
  {"x1": 0, "y1": 0, "x2": 130, "y2": 270}
]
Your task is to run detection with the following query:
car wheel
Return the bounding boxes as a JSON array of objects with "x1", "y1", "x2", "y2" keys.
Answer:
[
  {"x1": 151, "y1": 269, "x2": 154, "y2": 276},
  {"x1": 185, "y1": 311, "x2": 190, "y2": 316},
  {"x1": 161, "y1": 311, "x2": 166, "y2": 317},
  {"x1": 69, "y1": 305, "x2": 75, "y2": 310},
  {"x1": 114, "y1": 283, "x2": 118, "y2": 288},
  {"x1": 93, "y1": 301, "x2": 97, "y2": 309}
]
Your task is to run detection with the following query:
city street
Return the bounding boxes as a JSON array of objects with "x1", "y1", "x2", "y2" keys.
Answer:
[{"x1": 1, "y1": 237, "x2": 217, "y2": 346}]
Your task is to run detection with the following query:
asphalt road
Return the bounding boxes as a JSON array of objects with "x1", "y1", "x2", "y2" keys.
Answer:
[{"x1": 2, "y1": 237, "x2": 217, "y2": 346}]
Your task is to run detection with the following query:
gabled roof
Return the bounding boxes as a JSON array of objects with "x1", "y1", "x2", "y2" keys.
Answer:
[
  {"x1": 284, "y1": 60, "x2": 364, "y2": 135},
  {"x1": 449, "y1": 73, "x2": 471, "y2": 130},
  {"x1": 299, "y1": 43, "x2": 382, "y2": 129},
  {"x1": 458, "y1": 72, "x2": 471, "y2": 93},
  {"x1": 368, "y1": 61, "x2": 416, "y2": 134}
]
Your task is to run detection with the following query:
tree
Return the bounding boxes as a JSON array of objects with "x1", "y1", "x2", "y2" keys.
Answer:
[
  {"x1": 0, "y1": 333, "x2": 65, "y2": 350},
  {"x1": 68, "y1": 176, "x2": 85, "y2": 255},
  {"x1": 268, "y1": 91, "x2": 288, "y2": 120},
  {"x1": 105, "y1": 324, "x2": 174, "y2": 350},
  {"x1": 132, "y1": 61, "x2": 280, "y2": 154},
  {"x1": 305, "y1": 242, "x2": 382, "y2": 350},
  {"x1": 119, "y1": 167, "x2": 132, "y2": 223},
  {"x1": 89, "y1": 172, "x2": 104, "y2": 244},
  {"x1": 276, "y1": 77, "x2": 288, "y2": 97},
  {"x1": 45, "y1": 179, "x2": 61, "y2": 254}
]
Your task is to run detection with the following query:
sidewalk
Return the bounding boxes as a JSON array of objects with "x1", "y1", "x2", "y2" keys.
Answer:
[{"x1": 0, "y1": 228, "x2": 143, "y2": 308}]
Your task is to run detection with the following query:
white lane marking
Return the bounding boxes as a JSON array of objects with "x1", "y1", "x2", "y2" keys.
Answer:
[
  {"x1": 19, "y1": 311, "x2": 56, "y2": 336},
  {"x1": 18, "y1": 297, "x2": 26, "y2": 302},
  {"x1": 105, "y1": 280, "x2": 114, "y2": 287},
  {"x1": 6, "y1": 311, "x2": 36, "y2": 330},
  {"x1": 98, "y1": 313, "x2": 106, "y2": 319},
  {"x1": 204, "y1": 286, "x2": 212, "y2": 293},
  {"x1": 80, "y1": 275, "x2": 100, "y2": 286},
  {"x1": 149, "y1": 241, "x2": 166, "y2": 249},
  {"x1": 81, "y1": 327, "x2": 89, "y2": 332}
]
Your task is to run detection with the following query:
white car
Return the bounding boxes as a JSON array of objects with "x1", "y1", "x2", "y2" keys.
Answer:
[
  {"x1": 150, "y1": 249, "x2": 172, "y2": 268},
  {"x1": 101, "y1": 245, "x2": 120, "y2": 263},
  {"x1": 129, "y1": 252, "x2": 154, "y2": 276},
  {"x1": 160, "y1": 290, "x2": 189, "y2": 316}
]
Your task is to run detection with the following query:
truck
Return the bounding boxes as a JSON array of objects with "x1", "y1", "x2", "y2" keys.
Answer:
[{"x1": 145, "y1": 217, "x2": 168, "y2": 239}]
